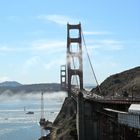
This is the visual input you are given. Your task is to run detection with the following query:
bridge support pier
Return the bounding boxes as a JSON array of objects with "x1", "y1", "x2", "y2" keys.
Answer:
[
  {"x1": 77, "y1": 92, "x2": 102, "y2": 140},
  {"x1": 77, "y1": 92, "x2": 85, "y2": 140}
]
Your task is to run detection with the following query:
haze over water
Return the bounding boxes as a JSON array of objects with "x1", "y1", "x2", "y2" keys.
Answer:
[{"x1": 0, "y1": 92, "x2": 67, "y2": 140}]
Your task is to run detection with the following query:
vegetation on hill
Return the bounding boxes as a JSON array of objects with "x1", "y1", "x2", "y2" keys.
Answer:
[{"x1": 92, "y1": 66, "x2": 140, "y2": 99}]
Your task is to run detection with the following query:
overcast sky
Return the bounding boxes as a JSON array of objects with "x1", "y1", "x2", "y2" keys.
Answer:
[{"x1": 0, "y1": 0, "x2": 139, "y2": 85}]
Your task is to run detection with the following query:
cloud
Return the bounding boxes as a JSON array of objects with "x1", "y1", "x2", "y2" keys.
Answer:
[
  {"x1": 83, "y1": 39, "x2": 123, "y2": 52},
  {"x1": 6, "y1": 16, "x2": 20, "y2": 21},
  {"x1": 32, "y1": 40, "x2": 66, "y2": 52},
  {"x1": 21, "y1": 56, "x2": 42, "y2": 75},
  {"x1": 24, "y1": 56, "x2": 40, "y2": 67},
  {"x1": 0, "y1": 39, "x2": 66, "y2": 55},
  {"x1": 83, "y1": 31, "x2": 111, "y2": 35},
  {"x1": 37, "y1": 14, "x2": 80, "y2": 25},
  {"x1": 0, "y1": 46, "x2": 15, "y2": 52},
  {"x1": 97, "y1": 39, "x2": 123, "y2": 51},
  {"x1": 45, "y1": 59, "x2": 65, "y2": 70},
  {"x1": 0, "y1": 91, "x2": 67, "y2": 103},
  {"x1": 21, "y1": 54, "x2": 65, "y2": 76},
  {"x1": 24, "y1": 55, "x2": 64, "y2": 71},
  {"x1": 0, "y1": 45, "x2": 32, "y2": 53},
  {"x1": 0, "y1": 76, "x2": 11, "y2": 83}
]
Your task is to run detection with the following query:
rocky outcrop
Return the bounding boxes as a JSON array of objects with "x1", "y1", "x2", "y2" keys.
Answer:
[
  {"x1": 92, "y1": 66, "x2": 140, "y2": 98},
  {"x1": 46, "y1": 97, "x2": 77, "y2": 140}
]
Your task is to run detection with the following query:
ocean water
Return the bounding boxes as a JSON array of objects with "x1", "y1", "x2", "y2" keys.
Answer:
[{"x1": 0, "y1": 92, "x2": 67, "y2": 140}]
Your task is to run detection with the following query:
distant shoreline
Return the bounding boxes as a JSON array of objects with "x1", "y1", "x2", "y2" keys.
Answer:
[{"x1": 0, "y1": 83, "x2": 62, "y2": 94}]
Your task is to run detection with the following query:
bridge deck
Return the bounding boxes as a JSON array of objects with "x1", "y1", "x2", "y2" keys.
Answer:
[{"x1": 71, "y1": 89, "x2": 140, "y2": 105}]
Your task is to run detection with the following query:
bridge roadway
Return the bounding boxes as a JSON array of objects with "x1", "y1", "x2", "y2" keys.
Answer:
[
  {"x1": 70, "y1": 89, "x2": 140, "y2": 140},
  {"x1": 71, "y1": 88, "x2": 140, "y2": 104}
]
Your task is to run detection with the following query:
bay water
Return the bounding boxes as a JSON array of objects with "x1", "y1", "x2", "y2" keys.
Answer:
[{"x1": 0, "y1": 92, "x2": 67, "y2": 140}]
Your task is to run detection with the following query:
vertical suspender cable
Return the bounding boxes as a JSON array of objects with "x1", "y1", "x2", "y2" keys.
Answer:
[{"x1": 81, "y1": 29, "x2": 102, "y2": 94}]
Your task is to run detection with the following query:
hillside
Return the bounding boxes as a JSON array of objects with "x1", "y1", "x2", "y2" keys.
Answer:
[
  {"x1": 0, "y1": 81, "x2": 22, "y2": 87},
  {"x1": 92, "y1": 66, "x2": 140, "y2": 98},
  {"x1": 0, "y1": 82, "x2": 61, "y2": 94}
]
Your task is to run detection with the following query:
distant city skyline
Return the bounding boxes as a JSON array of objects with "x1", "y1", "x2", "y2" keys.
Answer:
[{"x1": 0, "y1": 0, "x2": 139, "y2": 85}]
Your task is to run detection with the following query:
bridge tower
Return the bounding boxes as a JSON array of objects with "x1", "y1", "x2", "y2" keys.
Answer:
[
  {"x1": 67, "y1": 23, "x2": 83, "y2": 96},
  {"x1": 60, "y1": 65, "x2": 67, "y2": 90}
]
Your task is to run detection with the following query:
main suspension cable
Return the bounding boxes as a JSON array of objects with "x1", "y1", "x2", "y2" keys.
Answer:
[{"x1": 81, "y1": 29, "x2": 102, "y2": 94}]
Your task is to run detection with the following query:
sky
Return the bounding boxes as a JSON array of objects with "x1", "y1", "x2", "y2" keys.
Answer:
[{"x1": 0, "y1": 0, "x2": 139, "y2": 85}]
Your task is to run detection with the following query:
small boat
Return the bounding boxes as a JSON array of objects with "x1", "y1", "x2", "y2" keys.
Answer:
[{"x1": 26, "y1": 111, "x2": 34, "y2": 114}]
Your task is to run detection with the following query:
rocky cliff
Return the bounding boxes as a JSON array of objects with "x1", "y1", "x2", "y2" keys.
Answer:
[
  {"x1": 45, "y1": 97, "x2": 77, "y2": 140},
  {"x1": 39, "y1": 97, "x2": 77, "y2": 140}
]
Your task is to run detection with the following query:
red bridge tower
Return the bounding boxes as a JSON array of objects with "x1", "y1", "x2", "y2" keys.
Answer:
[{"x1": 67, "y1": 23, "x2": 83, "y2": 96}]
